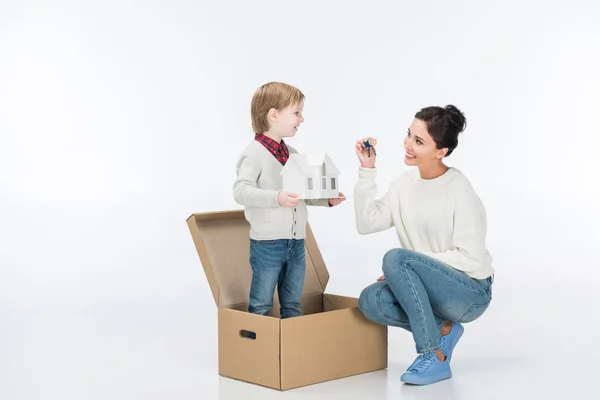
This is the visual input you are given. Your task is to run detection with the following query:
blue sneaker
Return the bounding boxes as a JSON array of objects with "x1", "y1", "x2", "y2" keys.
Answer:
[
  {"x1": 400, "y1": 353, "x2": 452, "y2": 385},
  {"x1": 441, "y1": 321, "x2": 464, "y2": 361}
]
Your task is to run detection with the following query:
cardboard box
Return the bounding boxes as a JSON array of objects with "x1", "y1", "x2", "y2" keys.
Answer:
[{"x1": 187, "y1": 210, "x2": 388, "y2": 390}]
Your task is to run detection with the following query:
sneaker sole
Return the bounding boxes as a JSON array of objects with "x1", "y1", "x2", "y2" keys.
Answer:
[{"x1": 401, "y1": 371, "x2": 452, "y2": 385}]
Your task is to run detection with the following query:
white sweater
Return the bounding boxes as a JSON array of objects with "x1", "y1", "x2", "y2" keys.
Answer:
[
  {"x1": 233, "y1": 140, "x2": 329, "y2": 240},
  {"x1": 353, "y1": 167, "x2": 494, "y2": 279}
]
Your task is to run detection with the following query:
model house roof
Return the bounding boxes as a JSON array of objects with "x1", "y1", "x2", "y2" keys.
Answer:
[{"x1": 281, "y1": 153, "x2": 341, "y2": 176}]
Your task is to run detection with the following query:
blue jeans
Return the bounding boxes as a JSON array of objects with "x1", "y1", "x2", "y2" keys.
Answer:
[
  {"x1": 248, "y1": 239, "x2": 306, "y2": 319},
  {"x1": 358, "y1": 248, "x2": 493, "y2": 354}
]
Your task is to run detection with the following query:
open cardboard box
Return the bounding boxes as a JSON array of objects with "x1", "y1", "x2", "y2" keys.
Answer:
[{"x1": 187, "y1": 210, "x2": 388, "y2": 390}]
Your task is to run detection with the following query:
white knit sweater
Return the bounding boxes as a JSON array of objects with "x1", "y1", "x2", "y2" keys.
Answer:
[{"x1": 353, "y1": 166, "x2": 494, "y2": 279}]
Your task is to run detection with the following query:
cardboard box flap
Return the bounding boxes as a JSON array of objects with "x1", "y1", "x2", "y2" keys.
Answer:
[{"x1": 187, "y1": 210, "x2": 330, "y2": 308}]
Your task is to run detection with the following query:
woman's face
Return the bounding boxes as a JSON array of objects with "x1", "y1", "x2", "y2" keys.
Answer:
[{"x1": 403, "y1": 118, "x2": 447, "y2": 166}]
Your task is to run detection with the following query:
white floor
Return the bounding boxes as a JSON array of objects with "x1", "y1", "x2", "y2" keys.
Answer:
[{"x1": 2, "y1": 279, "x2": 597, "y2": 400}]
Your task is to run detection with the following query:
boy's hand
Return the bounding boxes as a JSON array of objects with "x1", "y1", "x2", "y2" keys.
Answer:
[
  {"x1": 328, "y1": 192, "x2": 346, "y2": 207},
  {"x1": 278, "y1": 191, "x2": 300, "y2": 207},
  {"x1": 376, "y1": 275, "x2": 385, "y2": 281},
  {"x1": 356, "y1": 138, "x2": 376, "y2": 169}
]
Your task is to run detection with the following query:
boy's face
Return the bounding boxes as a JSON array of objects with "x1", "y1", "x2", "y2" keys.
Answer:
[{"x1": 268, "y1": 101, "x2": 304, "y2": 139}]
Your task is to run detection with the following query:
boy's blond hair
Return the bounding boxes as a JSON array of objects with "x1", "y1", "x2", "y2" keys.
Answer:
[{"x1": 251, "y1": 82, "x2": 305, "y2": 134}]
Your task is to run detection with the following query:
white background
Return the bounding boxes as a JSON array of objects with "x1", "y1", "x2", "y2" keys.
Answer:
[{"x1": 1, "y1": 1, "x2": 599, "y2": 399}]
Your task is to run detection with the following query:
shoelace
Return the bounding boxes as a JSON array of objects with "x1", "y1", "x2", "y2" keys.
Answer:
[{"x1": 407, "y1": 353, "x2": 436, "y2": 373}]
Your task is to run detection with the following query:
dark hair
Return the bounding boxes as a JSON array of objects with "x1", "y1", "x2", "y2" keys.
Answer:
[{"x1": 414, "y1": 105, "x2": 466, "y2": 157}]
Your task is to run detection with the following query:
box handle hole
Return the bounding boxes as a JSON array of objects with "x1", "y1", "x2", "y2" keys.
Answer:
[{"x1": 239, "y1": 330, "x2": 257, "y2": 340}]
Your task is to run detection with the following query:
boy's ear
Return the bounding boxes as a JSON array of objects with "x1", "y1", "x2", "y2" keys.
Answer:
[{"x1": 268, "y1": 108, "x2": 278, "y2": 121}]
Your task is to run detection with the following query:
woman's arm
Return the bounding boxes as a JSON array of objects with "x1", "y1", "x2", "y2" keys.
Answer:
[{"x1": 353, "y1": 167, "x2": 394, "y2": 234}]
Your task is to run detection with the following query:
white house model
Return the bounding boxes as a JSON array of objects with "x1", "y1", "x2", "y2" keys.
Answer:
[{"x1": 281, "y1": 153, "x2": 341, "y2": 199}]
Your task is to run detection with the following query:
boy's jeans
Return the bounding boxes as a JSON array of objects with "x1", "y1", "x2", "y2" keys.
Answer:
[
  {"x1": 358, "y1": 248, "x2": 493, "y2": 354},
  {"x1": 248, "y1": 238, "x2": 305, "y2": 319}
]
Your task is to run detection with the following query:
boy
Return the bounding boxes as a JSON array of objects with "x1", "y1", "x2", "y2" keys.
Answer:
[{"x1": 233, "y1": 82, "x2": 345, "y2": 318}]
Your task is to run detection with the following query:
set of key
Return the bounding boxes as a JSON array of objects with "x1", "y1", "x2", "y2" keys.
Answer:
[{"x1": 364, "y1": 138, "x2": 377, "y2": 157}]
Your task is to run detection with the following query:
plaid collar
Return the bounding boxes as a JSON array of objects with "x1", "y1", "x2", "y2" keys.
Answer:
[{"x1": 254, "y1": 133, "x2": 289, "y2": 165}]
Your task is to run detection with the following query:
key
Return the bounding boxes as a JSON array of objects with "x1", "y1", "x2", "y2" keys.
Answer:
[{"x1": 364, "y1": 138, "x2": 377, "y2": 157}]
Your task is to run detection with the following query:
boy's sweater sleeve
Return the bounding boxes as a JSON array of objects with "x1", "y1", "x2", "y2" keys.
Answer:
[
  {"x1": 233, "y1": 153, "x2": 280, "y2": 208},
  {"x1": 353, "y1": 167, "x2": 394, "y2": 234},
  {"x1": 305, "y1": 198, "x2": 330, "y2": 207},
  {"x1": 421, "y1": 184, "x2": 492, "y2": 273}
]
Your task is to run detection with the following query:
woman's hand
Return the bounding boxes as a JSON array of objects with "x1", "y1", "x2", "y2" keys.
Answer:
[
  {"x1": 355, "y1": 137, "x2": 376, "y2": 169},
  {"x1": 376, "y1": 275, "x2": 385, "y2": 281}
]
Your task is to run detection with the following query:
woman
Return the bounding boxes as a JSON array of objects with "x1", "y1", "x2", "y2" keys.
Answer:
[{"x1": 354, "y1": 105, "x2": 494, "y2": 386}]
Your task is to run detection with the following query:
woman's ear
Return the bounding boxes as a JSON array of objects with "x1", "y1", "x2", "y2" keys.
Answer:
[{"x1": 436, "y1": 148, "x2": 448, "y2": 159}]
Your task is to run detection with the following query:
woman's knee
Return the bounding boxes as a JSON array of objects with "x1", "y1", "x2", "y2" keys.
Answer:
[
  {"x1": 358, "y1": 283, "x2": 382, "y2": 319},
  {"x1": 358, "y1": 282, "x2": 412, "y2": 329},
  {"x1": 358, "y1": 285, "x2": 374, "y2": 313},
  {"x1": 382, "y1": 248, "x2": 412, "y2": 276}
]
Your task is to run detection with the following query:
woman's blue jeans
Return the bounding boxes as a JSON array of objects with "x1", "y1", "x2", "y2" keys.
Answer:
[{"x1": 358, "y1": 248, "x2": 493, "y2": 354}]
